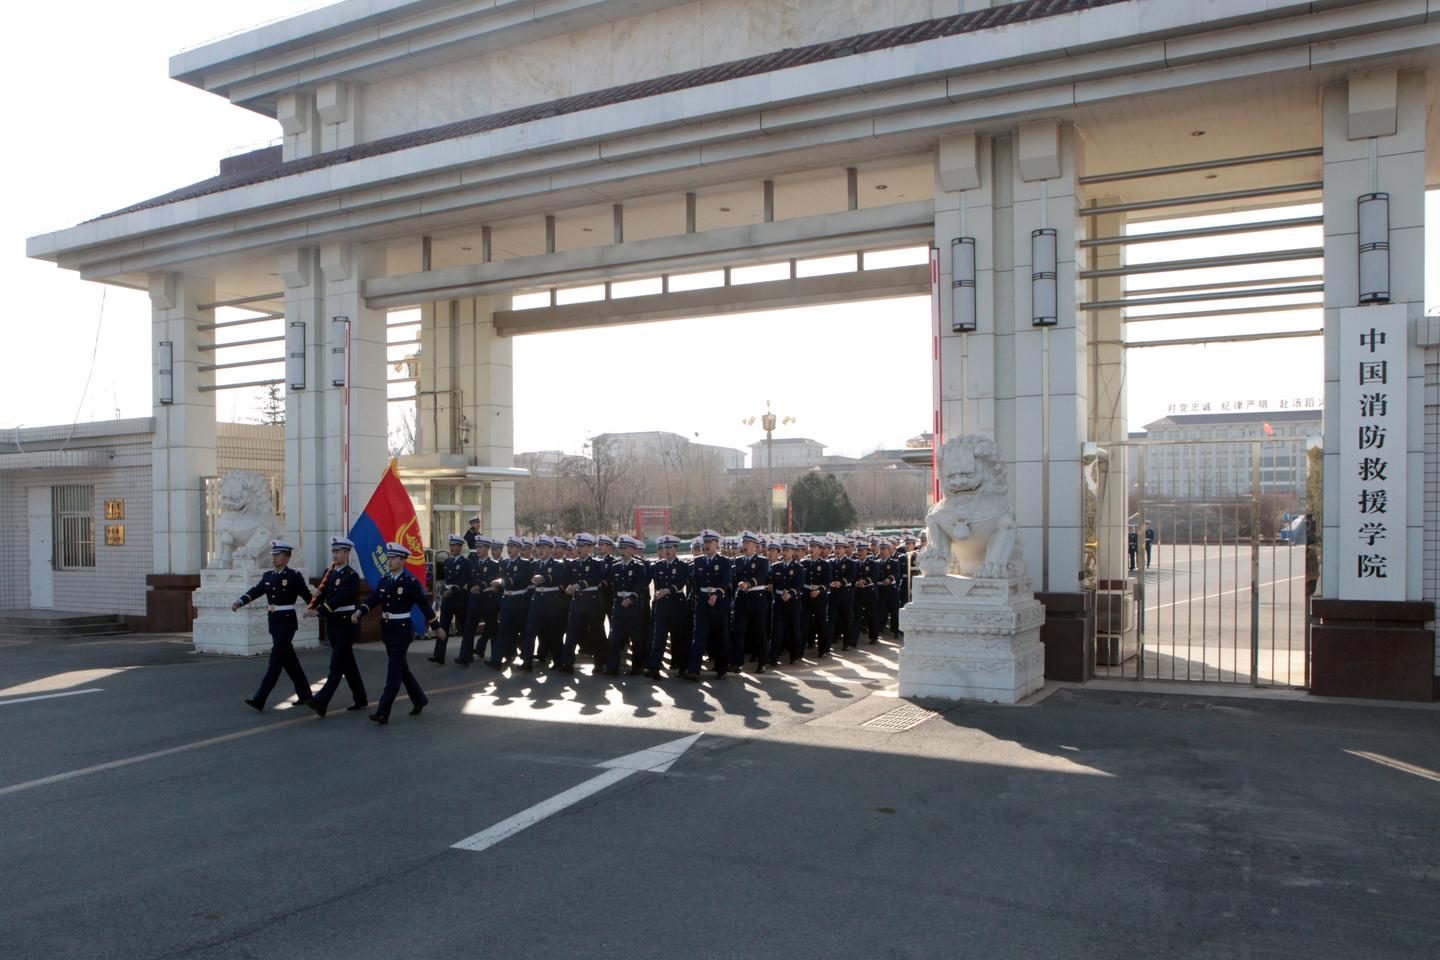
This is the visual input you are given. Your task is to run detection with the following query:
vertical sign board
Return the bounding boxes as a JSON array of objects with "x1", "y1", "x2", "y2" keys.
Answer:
[{"x1": 1338, "y1": 304, "x2": 1407, "y2": 600}]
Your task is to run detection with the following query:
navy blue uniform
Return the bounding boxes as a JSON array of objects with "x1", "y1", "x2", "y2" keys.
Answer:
[
  {"x1": 490, "y1": 557, "x2": 534, "y2": 667},
  {"x1": 605, "y1": 557, "x2": 650, "y2": 674},
  {"x1": 236, "y1": 567, "x2": 313, "y2": 706},
  {"x1": 829, "y1": 554, "x2": 859, "y2": 650},
  {"x1": 460, "y1": 554, "x2": 501, "y2": 663},
  {"x1": 730, "y1": 553, "x2": 771, "y2": 670},
  {"x1": 769, "y1": 558, "x2": 805, "y2": 662},
  {"x1": 433, "y1": 553, "x2": 470, "y2": 661},
  {"x1": 879, "y1": 555, "x2": 903, "y2": 638},
  {"x1": 855, "y1": 555, "x2": 884, "y2": 643},
  {"x1": 646, "y1": 556, "x2": 692, "y2": 672},
  {"x1": 526, "y1": 555, "x2": 570, "y2": 667},
  {"x1": 800, "y1": 556, "x2": 832, "y2": 656},
  {"x1": 311, "y1": 563, "x2": 367, "y2": 709},
  {"x1": 355, "y1": 569, "x2": 437, "y2": 720},
  {"x1": 565, "y1": 554, "x2": 610, "y2": 670},
  {"x1": 687, "y1": 553, "x2": 733, "y2": 675}
]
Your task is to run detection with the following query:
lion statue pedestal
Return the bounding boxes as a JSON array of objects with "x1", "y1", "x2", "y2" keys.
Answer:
[
  {"x1": 190, "y1": 471, "x2": 318, "y2": 657},
  {"x1": 897, "y1": 436, "x2": 1045, "y2": 704}
]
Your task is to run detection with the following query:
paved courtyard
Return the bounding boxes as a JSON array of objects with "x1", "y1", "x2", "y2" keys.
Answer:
[{"x1": 2, "y1": 631, "x2": 1437, "y2": 959}]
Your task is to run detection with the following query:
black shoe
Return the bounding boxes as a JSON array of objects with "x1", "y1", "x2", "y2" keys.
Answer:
[
  {"x1": 308, "y1": 700, "x2": 327, "y2": 718},
  {"x1": 454, "y1": 657, "x2": 472, "y2": 666},
  {"x1": 604, "y1": 667, "x2": 619, "y2": 677},
  {"x1": 715, "y1": 670, "x2": 727, "y2": 679},
  {"x1": 294, "y1": 697, "x2": 313, "y2": 708},
  {"x1": 520, "y1": 663, "x2": 534, "y2": 673},
  {"x1": 369, "y1": 713, "x2": 388, "y2": 725},
  {"x1": 682, "y1": 671, "x2": 701, "y2": 682},
  {"x1": 644, "y1": 668, "x2": 661, "y2": 679},
  {"x1": 756, "y1": 664, "x2": 767, "y2": 674},
  {"x1": 346, "y1": 701, "x2": 368, "y2": 711},
  {"x1": 409, "y1": 702, "x2": 427, "y2": 716},
  {"x1": 244, "y1": 697, "x2": 264, "y2": 712},
  {"x1": 427, "y1": 656, "x2": 445, "y2": 665},
  {"x1": 628, "y1": 667, "x2": 643, "y2": 676}
]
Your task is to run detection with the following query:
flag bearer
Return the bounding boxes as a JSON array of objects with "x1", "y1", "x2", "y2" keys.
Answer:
[{"x1": 303, "y1": 537, "x2": 368, "y2": 717}]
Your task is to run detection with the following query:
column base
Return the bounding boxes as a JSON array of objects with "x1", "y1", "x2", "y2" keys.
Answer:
[
  {"x1": 191, "y1": 568, "x2": 320, "y2": 656},
  {"x1": 898, "y1": 575, "x2": 1046, "y2": 704},
  {"x1": 144, "y1": 575, "x2": 200, "y2": 632},
  {"x1": 1036, "y1": 590, "x2": 1093, "y2": 682},
  {"x1": 1310, "y1": 598, "x2": 1434, "y2": 702}
]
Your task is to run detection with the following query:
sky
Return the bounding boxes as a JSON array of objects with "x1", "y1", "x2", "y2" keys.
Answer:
[{"x1": 4, "y1": 2, "x2": 1433, "y2": 461}]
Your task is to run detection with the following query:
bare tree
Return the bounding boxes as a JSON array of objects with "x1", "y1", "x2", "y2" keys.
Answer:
[
  {"x1": 567, "y1": 435, "x2": 632, "y2": 530},
  {"x1": 388, "y1": 406, "x2": 418, "y2": 458}
]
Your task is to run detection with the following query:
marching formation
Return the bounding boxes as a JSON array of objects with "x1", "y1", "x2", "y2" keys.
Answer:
[{"x1": 232, "y1": 521, "x2": 919, "y2": 725}]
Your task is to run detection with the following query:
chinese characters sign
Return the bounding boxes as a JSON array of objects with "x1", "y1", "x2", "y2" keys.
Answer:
[
  {"x1": 1166, "y1": 398, "x2": 1322, "y2": 414},
  {"x1": 1338, "y1": 305, "x2": 1406, "y2": 600}
]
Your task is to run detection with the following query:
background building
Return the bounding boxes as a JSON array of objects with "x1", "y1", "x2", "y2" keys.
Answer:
[{"x1": 1139, "y1": 409, "x2": 1322, "y2": 499}]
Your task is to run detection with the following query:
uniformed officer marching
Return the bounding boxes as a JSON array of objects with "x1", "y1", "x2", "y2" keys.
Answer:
[
  {"x1": 604, "y1": 535, "x2": 650, "y2": 676},
  {"x1": 352, "y1": 542, "x2": 442, "y2": 724},
  {"x1": 645, "y1": 534, "x2": 692, "y2": 678},
  {"x1": 685, "y1": 529, "x2": 732, "y2": 680},
  {"x1": 770, "y1": 538, "x2": 805, "y2": 664},
  {"x1": 878, "y1": 540, "x2": 903, "y2": 639},
  {"x1": 800, "y1": 537, "x2": 833, "y2": 657},
  {"x1": 463, "y1": 514, "x2": 484, "y2": 551},
  {"x1": 489, "y1": 536, "x2": 534, "y2": 670},
  {"x1": 458, "y1": 535, "x2": 501, "y2": 665},
  {"x1": 563, "y1": 533, "x2": 608, "y2": 675},
  {"x1": 302, "y1": 536, "x2": 368, "y2": 717},
  {"x1": 829, "y1": 537, "x2": 859, "y2": 651},
  {"x1": 730, "y1": 531, "x2": 771, "y2": 674},
  {"x1": 525, "y1": 535, "x2": 570, "y2": 669},
  {"x1": 430, "y1": 534, "x2": 470, "y2": 664},
  {"x1": 855, "y1": 540, "x2": 884, "y2": 645},
  {"x1": 232, "y1": 540, "x2": 313, "y2": 711}
]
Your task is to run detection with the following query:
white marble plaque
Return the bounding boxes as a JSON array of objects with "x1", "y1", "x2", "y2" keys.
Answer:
[{"x1": 1337, "y1": 304, "x2": 1406, "y2": 601}]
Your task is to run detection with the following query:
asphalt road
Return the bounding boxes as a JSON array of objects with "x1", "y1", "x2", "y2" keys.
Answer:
[{"x1": 2, "y1": 631, "x2": 1438, "y2": 959}]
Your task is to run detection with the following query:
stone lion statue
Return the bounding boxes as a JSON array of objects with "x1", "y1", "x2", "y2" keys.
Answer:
[
  {"x1": 920, "y1": 435, "x2": 1026, "y2": 579},
  {"x1": 212, "y1": 471, "x2": 282, "y2": 569}
]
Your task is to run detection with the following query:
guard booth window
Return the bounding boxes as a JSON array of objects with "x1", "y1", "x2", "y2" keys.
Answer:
[{"x1": 53, "y1": 484, "x2": 95, "y2": 569}]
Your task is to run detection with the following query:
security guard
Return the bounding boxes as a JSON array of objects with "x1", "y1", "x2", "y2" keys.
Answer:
[
  {"x1": 352, "y1": 543, "x2": 440, "y2": 724},
  {"x1": 730, "y1": 531, "x2": 771, "y2": 674},
  {"x1": 645, "y1": 534, "x2": 691, "y2": 678},
  {"x1": 829, "y1": 536, "x2": 858, "y2": 650},
  {"x1": 458, "y1": 536, "x2": 501, "y2": 665},
  {"x1": 525, "y1": 535, "x2": 569, "y2": 670},
  {"x1": 489, "y1": 536, "x2": 534, "y2": 670},
  {"x1": 430, "y1": 534, "x2": 470, "y2": 664},
  {"x1": 232, "y1": 539, "x2": 313, "y2": 711},
  {"x1": 303, "y1": 536, "x2": 368, "y2": 717},
  {"x1": 463, "y1": 514, "x2": 484, "y2": 551},
  {"x1": 800, "y1": 537, "x2": 832, "y2": 658},
  {"x1": 770, "y1": 538, "x2": 805, "y2": 664},
  {"x1": 604, "y1": 535, "x2": 650, "y2": 676},
  {"x1": 562, "y1": 533, "x2": 608, "y2": 674},
  {"x1": 685, "y1": 529, "x2": 732, "y2": 680}
]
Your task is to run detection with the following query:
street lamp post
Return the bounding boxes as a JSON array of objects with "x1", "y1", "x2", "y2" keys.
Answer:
[{"x1": 745, "y1": 401, "x2": 794, "y2": 533}]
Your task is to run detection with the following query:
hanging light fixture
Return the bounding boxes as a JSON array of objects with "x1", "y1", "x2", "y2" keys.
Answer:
[
  {"x1": 286, "y1": 320, "x2": 307, "y2": 391},
  {"x1": 1031, "y1": 228, "x2": 1058, "y2": 326},
  {"x1": 157, "y1": 341, "x2": 174, "y2": 405},
  {"x1": 1358, "y1": 192, "x2": 1390, "y2": 305},
  {"x1": 950, "y1": 237, "x2": 976, "y2": 333}
]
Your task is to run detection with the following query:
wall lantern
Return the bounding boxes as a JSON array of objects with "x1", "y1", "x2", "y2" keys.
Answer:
[
  {"x1": 1031, "y1": 228, "x2": 1058, "y2": 326},
  {"x1": 286, "y1": 320, "x2": 307, "y2": 391},
  {"x1": 1358, "y1": 192, "x2": 1390, "y2": 305},
  {"x1": 950, "y1": 237, "x2": 977, "y2": 333},
  {"x1": 157, "y1": 341, "x2": 174, "y2": 405},
  {"x1": 330, "y1": 315, "x2": 350, "y2": 387}
]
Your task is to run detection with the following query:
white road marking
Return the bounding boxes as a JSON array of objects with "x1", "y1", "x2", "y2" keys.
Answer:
[
  {"x1": 1345, "y1": 750, "x2": 1440, "y2": 784},
  {"x1": 452, "y1": 733, "x2": 701, "y2": 853},
  {"x1": 1144, "y1": 573, "x2": 1305, "y2": 615},
  {"x1": 0, "y1": 717, "x2": 311, "y2": 798},
  {"x1": 0, "y1": 688, "x2": 103, "y2": 707}
]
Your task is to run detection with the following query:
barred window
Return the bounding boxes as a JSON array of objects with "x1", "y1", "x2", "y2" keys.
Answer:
[{"x1": 53, "y1": 484, "x2": 95, "y2": 570}]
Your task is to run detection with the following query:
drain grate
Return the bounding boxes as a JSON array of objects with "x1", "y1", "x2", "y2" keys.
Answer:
[{"x1": 862, "y1": 704, "x2": 939, "y2": 732}]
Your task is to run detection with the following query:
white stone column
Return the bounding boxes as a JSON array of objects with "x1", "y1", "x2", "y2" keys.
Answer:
[
  {"x1": 1088, "y1": 200, "x2": 1129, "y2": 588},
  {"x1": 280, "y1": 243, "x2": 388, "y2": 573},
  {"x1": 1008, "y1": 121, "x2": 1087, "y2": 593},
  {"x1": 1321, "y1": 69, "x2": 1426, "y2": 600},
  {"x1": 150, "y1": 272, "x2": 216, "y2": 574},
  {"x1": 934, "y1": 133, "x2": 995, "y2": 442}
]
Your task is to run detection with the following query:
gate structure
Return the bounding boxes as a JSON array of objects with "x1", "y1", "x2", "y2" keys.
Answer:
[{"x1": 1093, "y1": 437, "x2": 1317, "y2": 688}]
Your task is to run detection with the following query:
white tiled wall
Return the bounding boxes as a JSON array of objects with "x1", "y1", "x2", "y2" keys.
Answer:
[{"x1": 1425, "y1": 346, "x2": 1439, "y2": 676}]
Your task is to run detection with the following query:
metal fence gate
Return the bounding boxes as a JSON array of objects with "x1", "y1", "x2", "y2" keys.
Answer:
[{"x1": 1090, "y1": 438, "x2": 1318, "y2": 687}]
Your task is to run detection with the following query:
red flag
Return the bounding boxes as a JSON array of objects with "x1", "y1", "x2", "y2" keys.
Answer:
[
  {"x1": 1262, "y1": 422, "x2": 1275, "y2": 436},
  {"x1": 349, "y1": 459, "x2": 427, "y2": 589}
]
